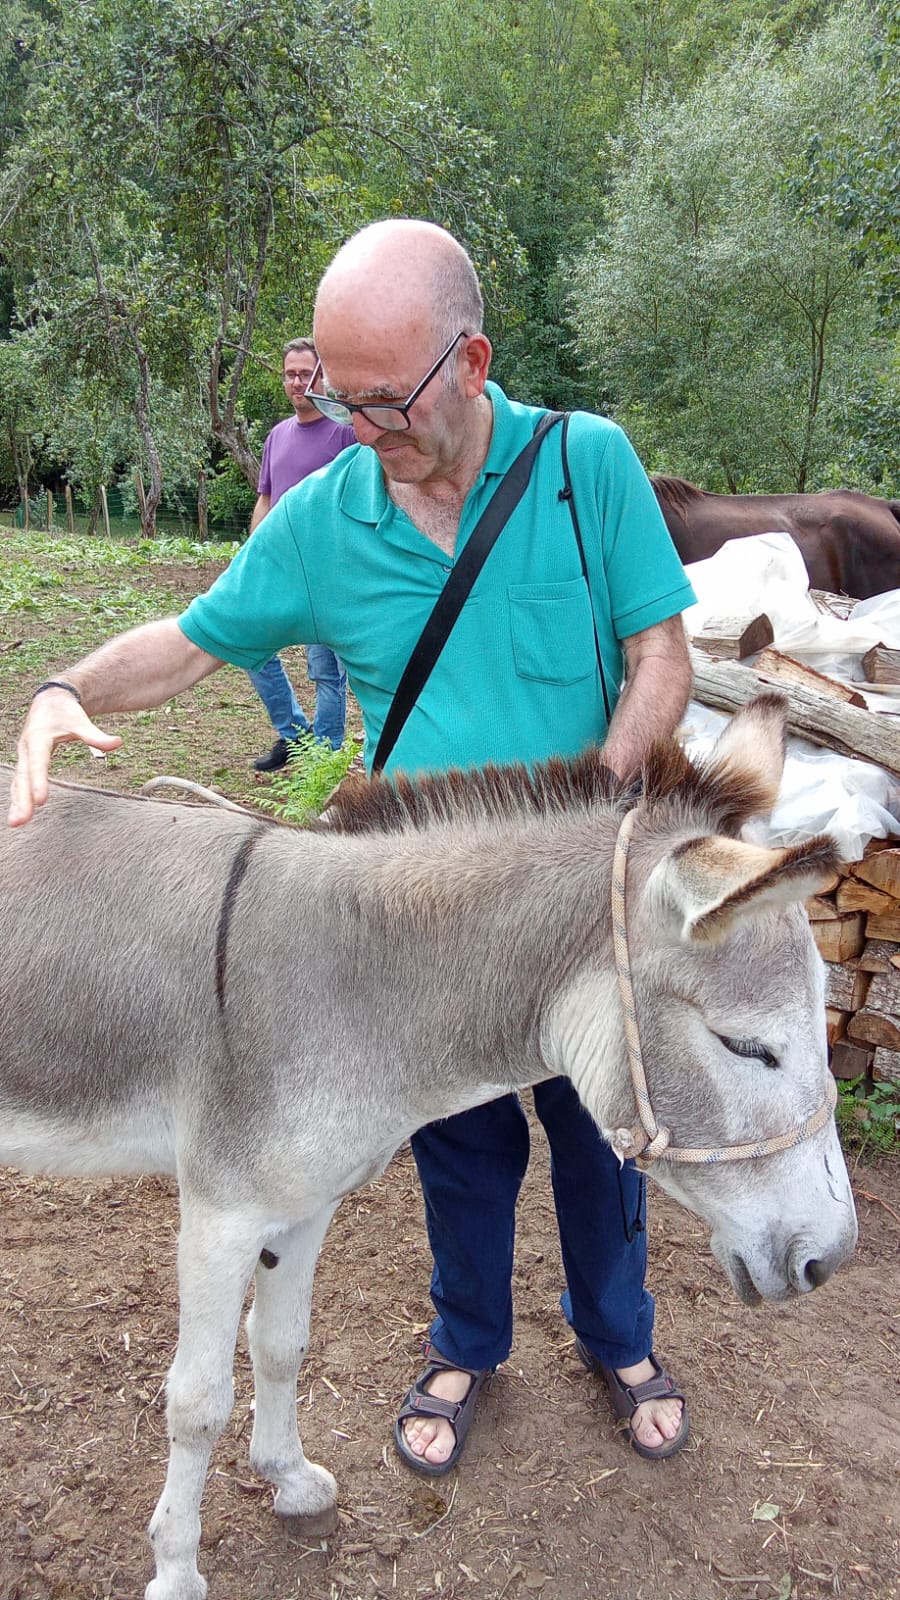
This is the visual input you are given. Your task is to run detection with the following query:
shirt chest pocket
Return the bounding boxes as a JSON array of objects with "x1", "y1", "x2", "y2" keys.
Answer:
[{"x1": 508, "y1": 579, "x2": 597, "y2": 685}]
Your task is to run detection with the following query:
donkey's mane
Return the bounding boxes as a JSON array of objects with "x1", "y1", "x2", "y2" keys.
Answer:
[
  {"x1": 321, "y1": 719, "x2": 780, "y2": 839},
  {"x1": 321, "y1": 745, "x2": 623, "y2": 835}
]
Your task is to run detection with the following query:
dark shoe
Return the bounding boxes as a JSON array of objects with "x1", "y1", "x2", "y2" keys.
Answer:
[
  {"x1": 393, "y1": 1340, "x2": 493, "y2": 1478},
  {"x1": 574, "y1": 1337, "x2": 688, "y2": 1460},
  {"x1": 253, "y1": 738, "x2": 293, "y2": 772}
]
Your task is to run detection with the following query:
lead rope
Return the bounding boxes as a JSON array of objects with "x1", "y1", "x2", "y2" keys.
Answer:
[{"x1": 610, "y1": 808, "x2": 838, "y2": 1168}]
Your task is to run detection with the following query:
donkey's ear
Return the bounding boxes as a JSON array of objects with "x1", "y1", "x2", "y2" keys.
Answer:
[
  {"x1": 650, "y1": 830, "x2": 840, "y2": 944},
  {"x1": 703, "y1": 693, "x2": 788, "y2": 822}
]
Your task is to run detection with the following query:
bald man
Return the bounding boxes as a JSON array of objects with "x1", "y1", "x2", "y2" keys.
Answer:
[{"x1": 10, "y1": 219, "x2": 694, "y2": 1477}]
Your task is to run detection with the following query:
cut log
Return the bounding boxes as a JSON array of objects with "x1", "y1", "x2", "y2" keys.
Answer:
[
  {"x1": 865, "y1": 910, "x2": 900, "y2": 942},
  {"x1": 754, "y1": 647, "x2": 868, "y2": 708},
  {"x1": 861, "y1": 644, "x2": 900, "y2": 686},
  {"x1": 847, "y1": 1008, "x2": 900, "y2": 1050},
  {"x1": 806, "y1": 894, "x2": 840, "y2": 921},
  {"x1": 825, "y1": 1007, "x2": 850, "y2": 1046},
  {"x1": 810, "y1": 590, "x2": 857, "y2": 621},
  {"x1": 850, "y1": 847, "x2": 900, "y2": 899},
  {"x1": 830, "y1": 1039, "x2": 874, "y2": 1080},
  {"x1": 811, "y1": 913, "x2": 866, "y2": 963},
  {"x1": 858, "y1": 939, "x2": 900, "y2": 974},
  {"x1": 823, "y1": 962, "x2": 870, "y2": 1013},
  {"x1": 872, "y1": 1047, "x2": 900, "y2": 1085},
  {"x1": 863, "y1": 967, "x2": 900, "y2": 1015},
  {"x1": 692, "y1": 614, "x2": 774, "y2": 661},
  {"x1": 688, "y1": 651, "x2": 900, "y2": 777},
  {"x1": 835, "y1": 877, "x2": 898, "y2": 916}
]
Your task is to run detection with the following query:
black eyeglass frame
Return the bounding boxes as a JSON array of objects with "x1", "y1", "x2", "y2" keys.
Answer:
[{"x1": 304, "y1": 331, "x2": 466, "y2": 432}]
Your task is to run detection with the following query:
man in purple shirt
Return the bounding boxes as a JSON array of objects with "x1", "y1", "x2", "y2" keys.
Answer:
[{"x1": 247, "y1": 338, "x2": 356, "y2": 770}]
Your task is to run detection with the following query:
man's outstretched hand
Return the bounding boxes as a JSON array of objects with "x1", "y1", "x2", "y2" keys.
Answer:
[{"x1": 8, "y1": 690, "x2": 122, "y2": 827}]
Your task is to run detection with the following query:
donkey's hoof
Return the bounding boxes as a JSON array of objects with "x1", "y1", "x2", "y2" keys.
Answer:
[
  {"x1": 145, "y1": 1572, "x2": 207, "y2": 1600},
  {"x1": 277, "y1": 1503, "x2": 340, "y2": 1538}
]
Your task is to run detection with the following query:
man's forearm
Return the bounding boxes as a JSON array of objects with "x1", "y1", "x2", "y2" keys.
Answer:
[
  {"x1": 60, "y1": 618, "x2": 222, "y2": 713},
  {"x1": 249, "y1": 494, "x2": 271, "y2": 534},
  {"x1": 601, "y1": 615, "x2": 692, "y2": 782}
]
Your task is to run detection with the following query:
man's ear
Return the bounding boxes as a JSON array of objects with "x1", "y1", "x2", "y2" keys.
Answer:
[{"x1": 459, "y1": 334, "x2": 492, "y2": 398}]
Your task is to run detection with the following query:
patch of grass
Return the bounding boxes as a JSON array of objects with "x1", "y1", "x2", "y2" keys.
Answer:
[
  {"x1": 0, "y1": 532, "x2": 240, "y2": 572},
  {"x1": 258, "y1": 734, "x2": 358, "y2": 824},
  {"x1": 0, "y1": 531, "x2": 363, "y2": 812},
  {"x1": 836, "y1": 1075, "x2": 900, "y2": 1158}
]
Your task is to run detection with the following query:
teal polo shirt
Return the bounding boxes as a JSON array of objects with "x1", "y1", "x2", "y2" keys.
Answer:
[{"x1": 180, "y1": 383, "x2": 694, "y2": 777}]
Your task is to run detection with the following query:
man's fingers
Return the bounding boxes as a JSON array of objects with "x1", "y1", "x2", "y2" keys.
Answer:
[
  {"x1": 81, "y1": 725, "x2": 123, "y2": 754},
  {"x1": 8, "y1": 715, "x2": 123, "y2": 828}
]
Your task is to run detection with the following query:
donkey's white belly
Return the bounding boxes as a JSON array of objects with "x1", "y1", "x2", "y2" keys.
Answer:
[{"x1": 0, "y1": 1109, "x2": 177, "y2": 1176}]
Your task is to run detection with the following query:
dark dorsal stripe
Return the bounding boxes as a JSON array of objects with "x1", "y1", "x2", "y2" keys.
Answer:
[{"x1": 215, "y1": 826, "x2": 268, "y2": 1013}]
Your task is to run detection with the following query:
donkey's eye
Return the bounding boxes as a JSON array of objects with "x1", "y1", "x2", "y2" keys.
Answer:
[{"x1": 717, "y1": 1035, "x2": 779, "y2": 1070}]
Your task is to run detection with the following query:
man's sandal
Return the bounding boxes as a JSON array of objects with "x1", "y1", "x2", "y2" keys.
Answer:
[
  {"x1": 574, "y1": 1336, "x2": 689, "y2": 1461},
  {"x1": 393, "y1": 1341, "x2": 493, "y2": 1478}
]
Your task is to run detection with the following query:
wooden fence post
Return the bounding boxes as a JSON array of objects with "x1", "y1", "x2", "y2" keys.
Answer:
[
  {"x1": 65, "y1": 484, "x2": 75, "y2": 534},
  {"x1": 47, "y1": 490, "x2": 54, "y2": 530},
  {"x1": 99, "y1": 484, "x2": 111, "y2": 539},
  {"x1": 134, "y1": 470, "x2": 147, "y2": 524},
  {"x1": 197, "y1": 467, "x2": 208, "y2": 541}
]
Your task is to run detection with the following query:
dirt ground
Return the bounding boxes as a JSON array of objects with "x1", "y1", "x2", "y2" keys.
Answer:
[
  {"x1": 0, "y1": 1149, "x2": 898, "y2": 1600},
  {"x1": 1, "y1": 541, "x2": 899, "y2": 1600}
]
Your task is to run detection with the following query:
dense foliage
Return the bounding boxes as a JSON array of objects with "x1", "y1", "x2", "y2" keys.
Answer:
[
  {"x1": 569, "y1": 4, "x2": 899, "y2": 489},
  {"x1": 1, "y1": 0, "x2": 897, "y2": 522}
]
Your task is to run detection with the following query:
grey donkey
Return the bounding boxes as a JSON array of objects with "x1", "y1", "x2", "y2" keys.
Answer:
[{"x1": 0, "y1": 695, "x2": 857, "y2": 1599}]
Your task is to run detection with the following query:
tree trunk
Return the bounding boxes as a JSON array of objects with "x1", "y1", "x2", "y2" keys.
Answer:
[
  {"x1": 197, "y1": 467, "x2": 208, "y2": 541},
  {"x1": 130, "y1": 342, "x2": 162, "y2": 538},
  {"x1": 208, "y1": 206, "x2": 271, "y2": 491}
]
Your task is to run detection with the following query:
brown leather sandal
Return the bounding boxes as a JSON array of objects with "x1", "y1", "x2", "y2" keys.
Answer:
[
  {"x1": 574, "y1": 1336, "x2": 689, "y2": 1460},
  {"x1": 393, "y1": 1341, "x2": 493, "y2": 1478}
]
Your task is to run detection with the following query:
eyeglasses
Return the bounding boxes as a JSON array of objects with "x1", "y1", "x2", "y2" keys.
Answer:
[
  {"x1": 304, "y1": 332, "x2": 466, "y2": 432},
  {"x1": 283, "y1": 370, "x2": 315, "y2": 387}
]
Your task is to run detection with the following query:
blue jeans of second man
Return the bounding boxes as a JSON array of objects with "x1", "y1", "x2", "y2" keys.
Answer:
[
  {"x1": 410, "y1": 1076, "x2": 653, "y2": 1373},
  {"x1": 247, "y1": 648, "x2": 347, "y2": 748}
]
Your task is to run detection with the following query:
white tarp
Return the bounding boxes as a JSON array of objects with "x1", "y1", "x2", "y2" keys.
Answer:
[{"x1": 681, "y1": 533, "x2": 900, "y2": 858}]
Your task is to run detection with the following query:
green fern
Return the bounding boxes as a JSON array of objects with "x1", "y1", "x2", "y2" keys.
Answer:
[{"x1": 257, "y1": 734, "x2": 358, "y2": 825}]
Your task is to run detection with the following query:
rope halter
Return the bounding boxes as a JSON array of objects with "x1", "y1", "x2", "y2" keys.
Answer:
[{"x1": 610, "y1": 808, "x2": 838, "y2": 1168}]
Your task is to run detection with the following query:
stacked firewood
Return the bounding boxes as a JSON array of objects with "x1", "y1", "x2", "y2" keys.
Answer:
[
  {"x1": 688, "y1": 606, "x2": 900, "y2": 1091},
  {"x1": 807, "y1": 846, "x2": 900, "y2": 1088}
]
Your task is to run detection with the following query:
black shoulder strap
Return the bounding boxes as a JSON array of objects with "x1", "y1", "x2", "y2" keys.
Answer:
[
  {"x1": 371, "y1": 409, "x2": 564, "y2": 773},
  {"x1": 559, "y1": 412, "x2": 612, "y2": 723}
]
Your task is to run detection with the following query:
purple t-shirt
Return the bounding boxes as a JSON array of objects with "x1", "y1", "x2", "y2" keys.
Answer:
[{"x1": 258, "y1": 415, "x2": 356, "y2": 506}]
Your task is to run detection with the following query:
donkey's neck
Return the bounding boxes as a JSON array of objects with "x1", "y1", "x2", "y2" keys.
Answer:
[{"x1": 312, "y1": 814, "x2": 625, "y2": 1121}]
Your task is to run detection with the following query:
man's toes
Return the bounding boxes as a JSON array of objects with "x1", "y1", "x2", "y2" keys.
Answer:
[
  {"x1": 404, "y1": 1416, "x2": 452, "y2": 1461},
  {"x1": 633, "y1": 1399, "x2": 682, "y2": 1447}
]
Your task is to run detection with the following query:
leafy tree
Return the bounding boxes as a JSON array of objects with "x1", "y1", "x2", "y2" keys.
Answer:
[
  {"x1": 0, "y1": 0, "x2": 511, "y2": 531},
  {"x1": 0, "y1": 332, "x2": 47, "y2": 515},
  {"x1": 568, "y1": 3, "x2": 895, "y2": 490},
  {"x1": 372, "y1": 0, "x2": 833, "y2": 406}
]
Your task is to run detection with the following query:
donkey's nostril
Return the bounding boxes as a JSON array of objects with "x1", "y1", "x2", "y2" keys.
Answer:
[
  {"x1": 803, "y1": 1256, "x2": 830, "y2": 1290},
  {"x1": 787, "y1": 1238, "x2": 835, "y2": 1293},
  {"x1": 788, "y1": 1243, "x2": 833, "y2": 1292}
]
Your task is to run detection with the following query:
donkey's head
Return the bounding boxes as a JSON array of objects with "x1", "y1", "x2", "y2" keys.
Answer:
[{"x1": 551, "y1": 694, "x2": 858, "y2": 1305}]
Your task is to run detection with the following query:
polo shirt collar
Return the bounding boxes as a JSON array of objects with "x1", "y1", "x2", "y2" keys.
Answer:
[{"x1": 338, "y1": 381, "x2": 532, "y2": 526}]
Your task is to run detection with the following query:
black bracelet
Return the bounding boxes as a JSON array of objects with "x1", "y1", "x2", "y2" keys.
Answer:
[{"x1": 32, "y1": 679, "x2": 83, "y2": 706}]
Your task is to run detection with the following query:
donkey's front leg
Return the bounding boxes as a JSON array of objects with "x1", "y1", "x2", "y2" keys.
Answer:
[
  {"x1": 145, "y1": 1206, "x2": 263, "y2": 1600},
  {"x1": 246, "y1": 1204, "x2": 340, "y2": 1534}
]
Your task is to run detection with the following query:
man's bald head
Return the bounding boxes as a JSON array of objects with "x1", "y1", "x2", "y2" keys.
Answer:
[{"x1": 315, "y1": 220, "x2": 484, "y2": 349}]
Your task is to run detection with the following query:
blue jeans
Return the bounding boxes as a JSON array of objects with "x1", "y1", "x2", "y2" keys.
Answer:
[
  {"x1": 410, "y1": 1076, "x2": 653, "y2": 1372},
  {"x1": 247, "y1": 649, "x2": 347, "y2": 748}
]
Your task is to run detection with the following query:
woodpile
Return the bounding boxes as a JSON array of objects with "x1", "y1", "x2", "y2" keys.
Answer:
[
  {"x1": 807, "y1": 844, "x2": 900, "y2": 1087},
  {"x1": 690, "y1": 608, "x2": 900, "y2": 1089}
]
